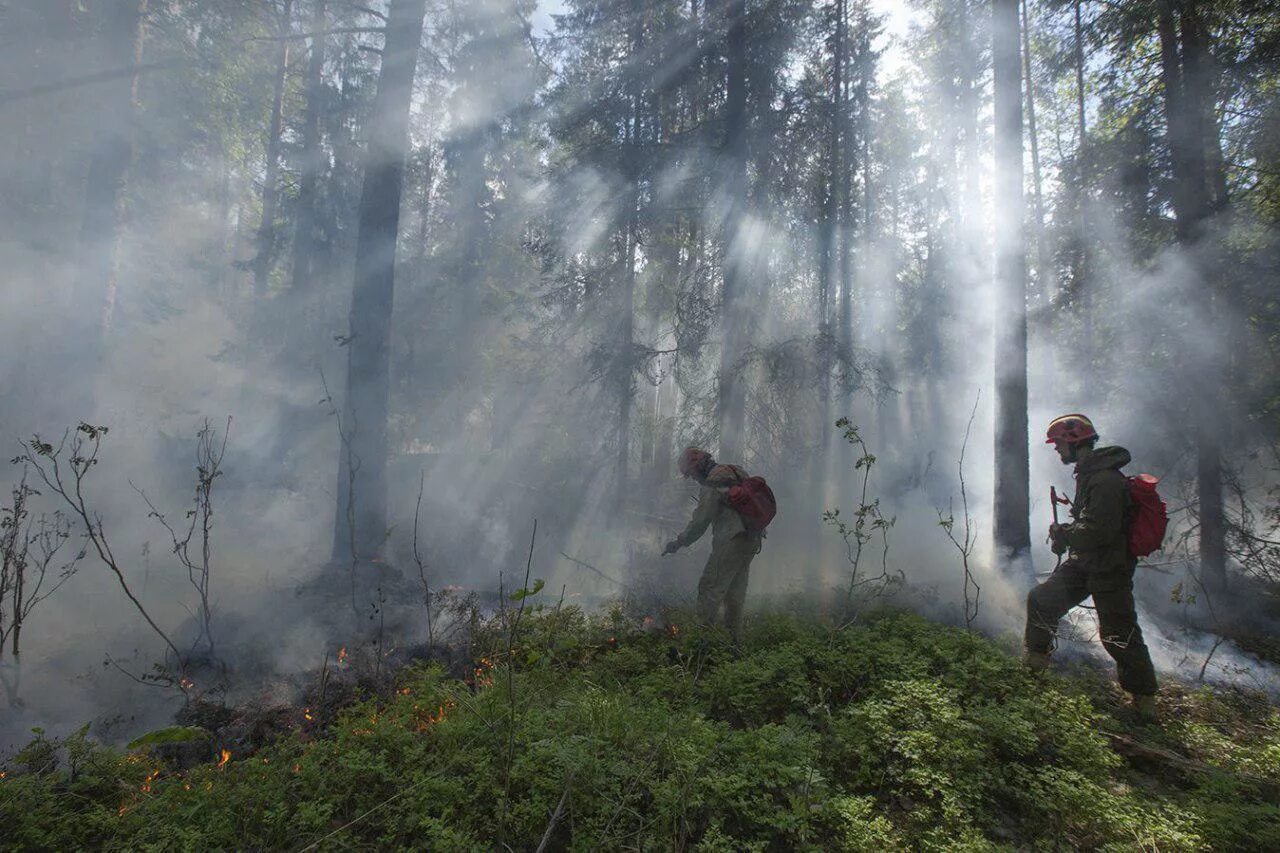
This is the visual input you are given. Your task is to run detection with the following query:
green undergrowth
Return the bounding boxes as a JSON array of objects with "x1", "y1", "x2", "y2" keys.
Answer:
[{"x1": 2, "y1": 609, "x2": 1278, "y2": 851}]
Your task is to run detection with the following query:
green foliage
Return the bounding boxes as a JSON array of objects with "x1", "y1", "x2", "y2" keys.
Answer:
[
  {"x1": 126, "y1": 726, "x2": 208, "y2": 750},
  {"x1": 2, "y1": 610, "x2": 1277, "y2": 850}
]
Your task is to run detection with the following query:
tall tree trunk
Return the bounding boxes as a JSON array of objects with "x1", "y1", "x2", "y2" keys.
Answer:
[
  {"x1": 992, "y1": 0, "x2": 1031, "y2": 567},
  {"x1": 254, "y1": 0, "x2": 293, "y2": 297},
  {"x1": 1020, "y1": 0, "x2": 1050, "y2": 301},
  {"x1": 820, "y1": 0, "x2": 845, "y2": 447},
  {"x1": 716, "y1": 0, "x2": 749, "y2": 461},
  {"x1": 331, "y1": 0, "x2": 428, "y2": 564},
  {"x1": 958, "y1": 1, "x2": 981, "y2": 232},
  {"x1": 1157, "y1": 1, "x2": 1225, "y2": 593},
  {"x1": 290, "y1": 0, "x2": 326, "y2": 294},
  {"x1": 1180, "y1": 4, "x2": 1226, "y2": 594},
  {"x1": 617, "y1": 6, "x2": 643, "y2": 512},
  {"x1": 1071, "y1": 0, "x2": 1093, "y2": 359},
  {"x1": 837, "y1": 0, "x2": 859, "y2": 511},
  {"x1": 79, "y1": 0, "x2": 147, "y2": 341}
]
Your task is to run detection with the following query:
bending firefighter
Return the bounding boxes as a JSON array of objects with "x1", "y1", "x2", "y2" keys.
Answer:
[
  {"x1": 1025, "y1": 414, "x2": 1160, "y2": 720},
  {"x1": 663, "y1": 447, "x2": 772, "y2": 643}
]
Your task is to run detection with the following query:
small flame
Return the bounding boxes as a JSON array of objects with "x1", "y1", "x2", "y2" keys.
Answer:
[
  {"x1": 217, "y1": 749, "x2": 231, "y2": 770},
  {"x1": 292, "y1": 763, "x2": 301, "y2": 774},
  {"x1": 118, "y1": 803, "x2": 129, "y2": 817},
  {"x1": 669, "y1": 624, "x2": 681, "y2": 637},
  {"x1": 472, "y1": 656, "x2": 497, "y2": 689},
  {"x1": 179, "y1": 677, "x2": 195, "y2": 691},
  {"x1": 140, "y1": 768, "x2": 161, "y2": 794},
  {"x1": 608, "y1": 636, "x2": 616, "y2": 644},
  {"x1": 183, "y1": 783, "x2": 191, "y2": 791},
  {"x1": 304, "y1": 708, "x2": 314, "y2": 722},
  {"x1": 337, "y1": 646, "x2": 348, "y2": 664},
  {"x1": 399, "y1": 686, "x2": 411, "y2": 695},
  {"x1": 413, "y1": 697, "x2": 456, "y2": 731}
]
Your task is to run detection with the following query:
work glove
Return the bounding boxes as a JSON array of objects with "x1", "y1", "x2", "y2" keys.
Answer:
[
  {"x1": 662, "y1": 539, "x2": 681, "y2": 556},
  {"x1": 1049, "y1": 523, "x2": 1069, "y2": 556}
]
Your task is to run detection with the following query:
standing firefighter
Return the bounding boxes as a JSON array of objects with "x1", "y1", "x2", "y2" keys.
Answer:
[
  {"x1": 663, "y1": 447, "x2": 775, "y2": 642},
  {"x1": 1025, "y1": 414, "x2": 1161, "y2": 720}
]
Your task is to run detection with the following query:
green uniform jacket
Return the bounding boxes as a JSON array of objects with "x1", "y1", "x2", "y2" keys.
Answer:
[
  {"x1": 1063, "y1": 446, "x2": 1134, "y2": 582},
  {"x1": 675, "y1": 464, "x2": 756, "y2": 549}
]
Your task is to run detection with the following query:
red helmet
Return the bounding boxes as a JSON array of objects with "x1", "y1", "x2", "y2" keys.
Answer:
[
  {"x1": 1045, "y1": 414, "x2": 1098, "y2": 446},
  {"x1": 678, "y1": 447, "x2": 713, "y2": 478}
]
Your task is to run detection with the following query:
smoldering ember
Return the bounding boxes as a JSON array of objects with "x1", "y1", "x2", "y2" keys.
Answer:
[{"x1": 1, "y1": 0, "x2": 1278, "y2": 849}]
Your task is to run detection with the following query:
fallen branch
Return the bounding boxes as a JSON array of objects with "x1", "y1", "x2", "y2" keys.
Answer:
[
  {"x1": 1101, "y1": 729, "x2": 1279, "y2": 796},
  {"x1": 559, "y1": 552, "x2": 623, "y2": 587},
  {"x1": 535, "y1": 770, "x2": 575, "y2": 853}
]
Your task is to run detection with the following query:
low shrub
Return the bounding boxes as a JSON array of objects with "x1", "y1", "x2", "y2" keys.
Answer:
[{"x1": 2, "y1": 609, "x2": 1276, "y2": 850}]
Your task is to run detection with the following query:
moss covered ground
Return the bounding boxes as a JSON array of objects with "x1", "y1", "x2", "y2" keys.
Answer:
[{"x1": 2, "y1": 608, "x2": 1278, "y2": 851}]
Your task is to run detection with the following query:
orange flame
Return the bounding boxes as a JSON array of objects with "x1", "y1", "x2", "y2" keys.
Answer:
[
  {"x1": 412, "y1": 697, "x2": 456, "y2": 732},
  {"x1": 303, "y1": 708, "x2": 314, "y2": 722},
  {"x1": 472, "y1": 656, "x2": 497, "y2": 689},
  {"x1": 140, "y1": 768, "x2": 161, "y2": 794},
  {"x1": 179, "y1": 677, "x2": 195, "y2": 691},
  {"x1": 337, "y1": 646, "x2": 348, "y2": 664},
  {"x1": 217, "y1": 749, "x2": 231, "y2": 770},
  {"x1": 292, "y1": 763, "x2": 301, "y2": 774}
]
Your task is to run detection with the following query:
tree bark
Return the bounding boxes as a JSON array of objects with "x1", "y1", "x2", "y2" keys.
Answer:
[
  {"x1": 616, "y1": 4, "x2": 643, "y2": 512},
  {"x1": 1181, "y1": 5, "x2": 1226, "y2": 594},
  {"x1": 1072, "y1": 0, "x2": 1093, "y2": 357},
  {"x1": 79, "y1": 0, "x2": 148, "y2": 341},
  {"x1": 992, "y1": 0, "x2": 1031, "y2": 566},
  {"x1": 817, "y1": 0, "x2": 844, "y2": 494},
  {"x1": 1157, "y1": 1, "x2": 1225, "y2": 593},
  {"x1": 290, "y1": 0, "x2": 327, "y2": 294},
  {"x1": 715, "y1": 0, "x2": 749, "y2": 462},
  {"x1": 1020, "y1": 0, "x2": 1050, "y2": 300},
  {"x1": 254, "y1": 0, "x2": 294, "y2": 297},
  {"x1": 331, "y1": 0, "x2": 428, "y2": 563}
]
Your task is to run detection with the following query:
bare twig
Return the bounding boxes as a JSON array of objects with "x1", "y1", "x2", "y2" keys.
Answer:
[
  {"x1": 22, "y1": 426, "x2": 185, "y2": 668},
  {"x1": 130, "y1": 417, "x2": 231, "y2": 659},
  {"x1": 412, "y1": 470, "x2": 434, "y2": 650},
  {"x1": 826, "y1": 418, "x2": 899, "y2": 616},
  {"x1": 559, "y1": 551, "x2": 623, "y2": 586},
  {"x1": 498, "y1": 519, "x2": 538, "y2": 845},
  {"x1": 936, "y1": 391, "x2": 981, "y2": 631},
  {"x1": 2, "y1": 462, "x2": 82, "y2": 660}
]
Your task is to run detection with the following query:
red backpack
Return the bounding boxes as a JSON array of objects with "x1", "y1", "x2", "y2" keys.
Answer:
[
  {"x1": 727, "y1": 475, "x2": 777, "y2": 532},
  {"x1": 1127, "y1": 474, "x2": 1168, "y2": 558}
]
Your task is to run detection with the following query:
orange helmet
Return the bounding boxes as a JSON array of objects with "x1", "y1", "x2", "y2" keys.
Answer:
[
  {"x1": 1045, "y1": 414, "x2": 1098, "y2": 446},
  {"x1": 678, "y1": 447, "x2": 713, "y2": 478}
]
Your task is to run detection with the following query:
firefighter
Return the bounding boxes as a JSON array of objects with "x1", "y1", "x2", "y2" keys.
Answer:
[
  {"x1": 1025, "y1": 414, "x2": 1160, "y2": 720},
  {"x1": 663, "y1": 447, "x2": 763, "y2": 643}
]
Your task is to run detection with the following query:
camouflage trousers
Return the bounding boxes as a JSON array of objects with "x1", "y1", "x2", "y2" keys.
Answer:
[
  {"x1": 696, "y1": 533, "x2": 761, "y2": 643},
  {"x1": 1025, "y1": 559, "x2": 1159, "y2": 696}
]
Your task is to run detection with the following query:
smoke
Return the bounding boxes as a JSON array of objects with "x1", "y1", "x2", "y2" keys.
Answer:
[{"x1": 2, "y1": 0, "x2": 1277, "y2": 754}]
